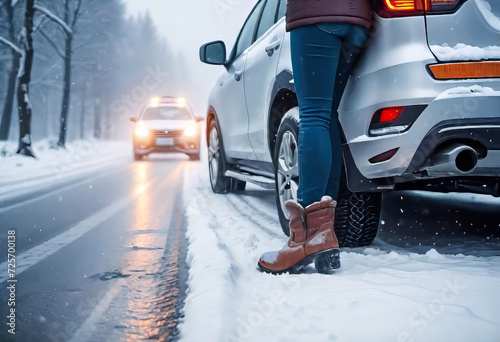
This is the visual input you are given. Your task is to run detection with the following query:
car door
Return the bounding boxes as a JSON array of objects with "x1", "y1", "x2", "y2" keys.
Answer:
[
  {"x1": 217, "y1": 1, "x2": 265, "y2": 160},
  {"x1": 244, "y1": 0, "x2": 286, "y2": 162}
]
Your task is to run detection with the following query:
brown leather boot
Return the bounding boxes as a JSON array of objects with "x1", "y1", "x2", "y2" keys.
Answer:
[{"x1": 258, "y1": 196, "x2": 340, "y2": 274}]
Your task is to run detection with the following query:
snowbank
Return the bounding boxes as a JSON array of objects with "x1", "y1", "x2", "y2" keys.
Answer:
[
  {"x1": 0, "y1": 139, "x2": 129, "y2": 198},
  {"x1": 179, "y1": 162, "x2": 500, "y2": 342}
]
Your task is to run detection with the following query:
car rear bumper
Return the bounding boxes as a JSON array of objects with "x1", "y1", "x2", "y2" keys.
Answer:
[
  {"x1": 338, "y1": 12, "x2": 500, "y2": 188},
  {"x1": 344, "y1": 84, "x2": 500, "y2": 180}
]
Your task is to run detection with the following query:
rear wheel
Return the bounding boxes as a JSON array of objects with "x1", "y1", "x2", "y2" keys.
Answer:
[
  {"x1": 208, "y1": 119, "x2": 231, "y2": 193},
  {"x1": 273, "y1": 108, "x2": 381, "y2": 246},
  {"x1": 334, "y1": 171, "x2": 382, "y2": 247}
]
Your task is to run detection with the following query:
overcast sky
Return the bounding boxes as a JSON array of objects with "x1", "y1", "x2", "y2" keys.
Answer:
[{"x1": 123, "y1": 0, "x2": 257, "y2": 114}]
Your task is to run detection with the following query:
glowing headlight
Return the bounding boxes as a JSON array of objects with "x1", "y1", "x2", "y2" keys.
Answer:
[
  {"x1": 177, "y1": 97, "x2": 187, "y2": 105},
  {"x1": 184, "y1": 125, "x2": 197, "y2": 137},
  {"x1": 135, "y1": 126, "x2": 150, "y2": 137},
  {"x1": 150, "y1": 97, "x2": 160, "y2": 106}
]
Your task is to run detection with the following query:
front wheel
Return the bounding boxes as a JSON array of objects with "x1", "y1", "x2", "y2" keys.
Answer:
[
  {"x1": 208, "y1": 119, "x2": 231, "y2": 193},
  {"x1": 273, "y1": 108, "x2": 381, "y2": 246}
]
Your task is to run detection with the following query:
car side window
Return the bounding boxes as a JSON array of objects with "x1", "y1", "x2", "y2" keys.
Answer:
[
  {"x1": 235, "y1": 1, "x2": 265, "y2": 58},
  {"x1": 256, "y1": 0, "x2": 280, "y2": 40},
  {"x1": 277, "y1": 0, "x2": 287, "y2": 21}
]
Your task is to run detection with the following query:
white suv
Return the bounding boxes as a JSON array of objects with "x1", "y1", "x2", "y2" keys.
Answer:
[{"x1": 200, "y1": 0, "x2": 500, "y2": 246}]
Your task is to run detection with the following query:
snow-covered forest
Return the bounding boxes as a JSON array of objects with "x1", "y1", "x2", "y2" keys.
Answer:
[{"x1": 0, "y1": 0, "x2": 189, "y2": 157}]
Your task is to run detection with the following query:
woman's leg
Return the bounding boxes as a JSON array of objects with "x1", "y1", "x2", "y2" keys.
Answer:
[
  {"x1": 290, "y1": 24, "x2": 344, "y2": 207},
  {"x1": 325, "y1": 25, "x2": 369, "y2": 199},
  {"x1": 258, "y1": 24, "x2": 368, "y2": 274}
]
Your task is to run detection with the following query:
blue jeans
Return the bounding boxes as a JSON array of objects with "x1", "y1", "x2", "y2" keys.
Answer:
[{"x1": 291, "y1": 23, "x2": 368, "y2": 207}]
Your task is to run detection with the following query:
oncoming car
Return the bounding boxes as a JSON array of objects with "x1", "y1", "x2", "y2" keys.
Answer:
[
  {"x1": 130, "y1": 97, "x2": 202, "y2": 160},
  {"x1": 200, "y1": 0, "x2": 500, "y2": 246}
]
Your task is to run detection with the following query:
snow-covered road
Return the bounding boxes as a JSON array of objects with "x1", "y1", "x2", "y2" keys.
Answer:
[{"x1": 180, "y1": 162, "x2": 500, "y2": 342}]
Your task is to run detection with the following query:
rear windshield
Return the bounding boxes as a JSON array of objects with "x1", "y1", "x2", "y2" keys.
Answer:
[{"x1": 142, "y1": 106, "x2": 191, "y2": 120}]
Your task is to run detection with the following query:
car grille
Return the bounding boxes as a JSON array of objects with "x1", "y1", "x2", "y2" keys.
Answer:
[{"x1": 152, "y1": 129, "x2": 184, "y2": 138}]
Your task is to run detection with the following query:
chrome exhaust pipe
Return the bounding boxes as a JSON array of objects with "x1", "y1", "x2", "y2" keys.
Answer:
[
  {"x1": 455, "y1": 147, "x2": 478, "y2": 173},
  {"x1": 421, "y1": 144, "x2": 478, "y2": 176}
]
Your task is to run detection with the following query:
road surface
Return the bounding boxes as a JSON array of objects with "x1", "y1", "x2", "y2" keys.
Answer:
[
  {"x1": 1, "y1": 153, "x2": 499, "y2": 342},
  {"x1": 0, "y1": 155, "x2": 189, "y2": 342}
]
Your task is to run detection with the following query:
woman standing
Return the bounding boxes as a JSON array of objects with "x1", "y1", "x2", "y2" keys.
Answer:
[{"x1": 258, "y1": 0, "x2": 372, "y2": 274}]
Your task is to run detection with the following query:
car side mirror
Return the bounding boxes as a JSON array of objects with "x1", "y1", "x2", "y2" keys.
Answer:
[
  {"x1": 200, "y1": 41, "x2": 226, "y2": 65},
  {"x1": 129, "y1": 116, "x2": 137, "y2": 123},
  {"x1": 195, "y1": 116, "x2": 205, "y2": 122}
]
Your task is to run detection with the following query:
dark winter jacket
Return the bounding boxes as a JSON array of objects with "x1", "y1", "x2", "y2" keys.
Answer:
[{"x1": 285, "y1": 0, "x2": 372, "y2": 32}]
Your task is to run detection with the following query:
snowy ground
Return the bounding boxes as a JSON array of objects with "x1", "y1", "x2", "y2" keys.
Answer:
[
  {"x1": 0, "y1": 139, "x2": 130, "y2": 201},
  {"x1": 1, "y1": 136, "x2": 499, "y2": 341},
  {"x1": 179, "y1": 162, "x2": 500, "y2": 342}
]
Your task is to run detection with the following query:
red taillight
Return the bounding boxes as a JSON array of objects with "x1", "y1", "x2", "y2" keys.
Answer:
[
  {"x1": 379, "y1": 0, "x2": 461, "y2": 17},
  {"x1": 369, "y1": 105, "x2": 427, "y2": 136},
  {"x1": 379, "y1": 107, "x2": 404, "y2": 123},
  {"x1": 383, "y1": 0, "x2": 428, "y2": 12}
]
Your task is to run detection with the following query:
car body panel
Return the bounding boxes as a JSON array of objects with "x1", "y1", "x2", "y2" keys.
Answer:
[
  {"x1": 349, "y1": 16, "x2": 434, "y2": 78},
  {"x1": 214, "y1": 54, "x2": 257, "y2": 160},
  {"x1": 244, "y1": 17, "x2": 286, "y2": 162},
  {"x1": 426, "y1": 0, "x2": 500, "y2": 62}
]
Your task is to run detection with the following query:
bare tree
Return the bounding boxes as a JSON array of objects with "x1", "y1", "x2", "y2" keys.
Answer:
[
  {"x1": 16, "y1": 0, "x2": 36, "y2": 157},
  {"x1": 35, "y1": 0, "x2": 80, "y2": 148},
  {"x1": 0, "y1": 1, "x2": 22, "y2": 141}
]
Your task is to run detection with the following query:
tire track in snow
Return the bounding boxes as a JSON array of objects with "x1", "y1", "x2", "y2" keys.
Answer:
[
  {"x1": 197, "y1": 181, "x2": 285, "y2": 268},
  {"x1": 225, "y1": 193, "x2": 283, "y2": 240},
  {"x1": 236, "y1": 191, "x2": 280, "y2": 222}
]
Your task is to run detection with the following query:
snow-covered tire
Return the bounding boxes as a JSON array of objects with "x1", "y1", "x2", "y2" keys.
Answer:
[
  {"x1": 208, "y1": 118, "x2": 231, "y2": 193},
  {"x1": 334, "y1": 171, "x2": 382, "y2": 247}
]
